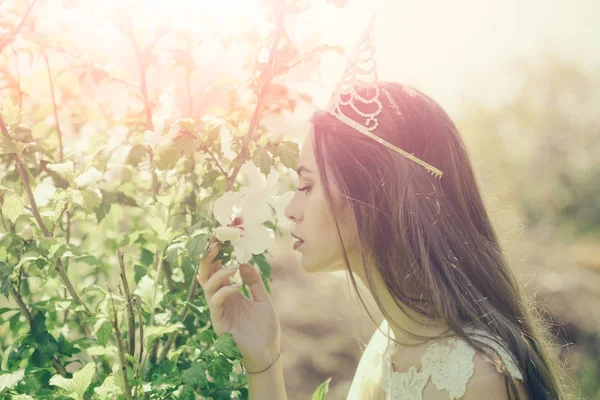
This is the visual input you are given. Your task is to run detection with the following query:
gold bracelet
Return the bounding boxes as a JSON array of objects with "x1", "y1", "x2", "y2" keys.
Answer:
[{"x1": 241, "y1": 347, "x2": 282, "y2": 374}]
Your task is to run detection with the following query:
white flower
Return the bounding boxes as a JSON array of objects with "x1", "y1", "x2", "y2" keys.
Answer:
[
  {"x1": 212, "y1": 190, "x2": 274, "y2": 264},
  {"x1": 133, "y1": 275, "x2": 164, "y2": 314},
  {"x1": 33, "y1": 177, "x2": 56, "y2": 207},
  {"x1": 75, "y1": 166, "x2": 103, "y2": 188},
  {"x1": 239, "y1": 163, "x2": 297, "y2": 232}
]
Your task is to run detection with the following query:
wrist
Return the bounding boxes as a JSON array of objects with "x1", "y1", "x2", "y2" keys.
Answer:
[{"x1": 242, "y1": 346, "x2": 282, "y2": 373}]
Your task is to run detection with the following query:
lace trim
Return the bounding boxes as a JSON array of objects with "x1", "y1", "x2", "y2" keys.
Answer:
[{"x1": 381, "y1": 324, "x2": 523, "y2": 400}]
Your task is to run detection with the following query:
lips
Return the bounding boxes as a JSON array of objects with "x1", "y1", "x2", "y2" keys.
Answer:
[
  {"x1": 291, "y1": 232, "x2": 304, "y2": 250},
  {"x1": 291, "y1": 232, "x2": 303, "y2": 242}
]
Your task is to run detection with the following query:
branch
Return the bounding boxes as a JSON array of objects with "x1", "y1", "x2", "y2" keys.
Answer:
[
  {"x1": 0, "y1": 0, "x2": 38, "y2": 54},
  {"x1": 201, "y1": 144, "x2": 229, "y2": 178},
  {"x1": 1, "y1": 115, "x2": 90, "y2": 318},
  {"x1": 158, "y1": 234, "x2": 218, "y2": 363},
  {"x1": 43, "y1": 52, "x2": 64, "y2": 162},
  {"x1": 10, "y1": 288, "x2": 32, "y2": 324},
  {"x1": 108, "y1": 287, "x2": 133, "y2": 400},
  {"x1": 117, "y1": 249, "x2": 136, "y2": 358},
  {"x1": 226, "y1": 0, "x2": 286, "y2": 190}
]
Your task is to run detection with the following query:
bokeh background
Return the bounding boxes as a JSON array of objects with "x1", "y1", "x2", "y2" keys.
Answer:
[{"x1": 1, "y1": 0, "x2": 598, "y2": 398}]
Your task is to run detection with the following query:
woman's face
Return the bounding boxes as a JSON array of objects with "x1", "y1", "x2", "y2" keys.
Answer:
[{"x1": 284, "y1": 130, "x2": 360, "y2": 273}]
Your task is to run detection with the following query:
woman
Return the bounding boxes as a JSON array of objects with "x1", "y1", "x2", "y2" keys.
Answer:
[{"x1": 195, "y1": 18, "x2": 568, "y2": 400}]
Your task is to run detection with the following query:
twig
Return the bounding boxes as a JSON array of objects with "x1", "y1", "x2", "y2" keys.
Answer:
[
  {"x1": 157, "y1": 234, "x2": 218, "y2": 363},
  {"x1": 0, "y1": 0, "x2": 38, "y2": 54},
  {"x1": 108, "y1": 287, "x2": 134, "y2": 400},
  {"x1": 139, "y1": 248, "x2": 166, "y2": 377},
  {"x1": 146, "y1": 146, "x2": 159, "y2": 201},
  {"x1": 1, "y1": 115, "x2": 90, "y2": 317},
  {"x1": 134, "y1": 296, "x2": 144, "y2": 365},
  {"x1": 201, "y1": 144, "x2": 229, "y2": 178},
  {"x1": 10, "y1": 288, "x2": 32, "y2": 324},
  {"x1": 43, "y1": 52, "x2": 64, "y2": 162},
  {"x1": 226, "y1": 0, "x2": 286, "y2": 190},
  {"x1": 11, "y1": 47, "x2": 23, "y2": 109},
  {"x1": 162, "y1": 260, "x2": 174, "y2": 292},
  {"x1": 117, "y1": 249, "x2": 136, "y2": 358}
]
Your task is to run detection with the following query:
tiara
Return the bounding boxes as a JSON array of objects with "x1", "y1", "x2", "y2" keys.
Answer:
[{"x1": 324, "y1": 15, "x2": 444, "y2": 178}]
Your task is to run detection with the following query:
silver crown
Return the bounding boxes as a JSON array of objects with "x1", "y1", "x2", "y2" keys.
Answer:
[{"x1": 325, "y1": 15, "x2": 443, "y2": 178}]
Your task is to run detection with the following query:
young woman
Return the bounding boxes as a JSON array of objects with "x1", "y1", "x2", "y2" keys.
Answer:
[
  {"x1": 196, "y1": 16, "x2": 569, "y2": 399},
  {"x1": 195, "y1": 80, "x2": 568, "y2": 400}
]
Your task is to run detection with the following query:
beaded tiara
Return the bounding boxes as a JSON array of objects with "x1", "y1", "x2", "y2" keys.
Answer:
[{"x1": 324, "y1": 15, "x2": 444, "y2": 178}]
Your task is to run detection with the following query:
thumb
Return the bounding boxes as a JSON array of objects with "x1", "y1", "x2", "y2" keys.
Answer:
[{"x1": 239, "y1": 263, "x2": 269, "y2": 303}]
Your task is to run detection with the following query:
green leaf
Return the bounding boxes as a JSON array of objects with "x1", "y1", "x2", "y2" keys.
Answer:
[
  {"x1": 14, "y1": 251, "x2": 47, "y2": 271},
  {"x1": 185, "y1": 232, "x2": 208, "y2": 263},
  {"x1": 97, "y1": 320, "x2": 113, "y2": 346},
  {"x1": 200, "y1": 170, "x2": 220, "y2": 189},
  {"x1": 252, "y1": 147, "x2": 273, "y2": 175},
  {"x1": 93, "y1": 374, "x2": 122, "y2": 399},
  {"x1": 133, "y1": 275, "x2": 164, "y2": 314},
  {"x1": 0, "y1": 96, "x2": 20, "y2": 128},
  {"x1": 0, "y1": 135, "x2": 27, "y2": 155},
  {"x1": 181, "y1": 360, "x2": 209, "y2": 389},
  {"x1": 49, "y1": 363, "x2": 95, "y2": 400},
  {"x1": 279, "y1": 140, "x2": 300, "y2": 170},
  {"x1": 177, "y1": 385, "x2": 196, "y2": 400},
  {"x1": 47, "y1": 161, "x2": 76, "y2": 187},
  {"x1": 207, "y1": 356, "x2": 233, "y2": 386},
  {"x1": 71, "y1": 362, "x2": 96, "y2": 399},
  {"x1": 1, "y1": 192, "x2": 25, "y2": 224},
  {"x1": 252, "y1": 253, "x2": 272, "y2": 293},
  {"x1": 126, "y1": 144, "x2": 147, "y2": 166},
  {"x1": 153, "y1": 143, "x2": 180, "y2": 171},
  {"x1": 79, "y1": 188, "x2": 103, "y2": 212},
  {"x1": 12, "y1": 394, "x2": 35, "y2": 400},
  {"x1": 0, "y1": 368, "x2": 25, "y2": 391},
  {"x1": 212, "y1": 332, "x2": 242, "y2": 359},
  {"x1": 0, "y1": 261, "x2": 14, "y2": 298},
  {"x1": 145, "y1": 323, "x2": 183, "y2": 349},
  {"x1": 311, "y1": 377, "x2": 332, "y2": 400},
  {"x1": 1, "y1": 333, "x2": 27, "y2": 371}
]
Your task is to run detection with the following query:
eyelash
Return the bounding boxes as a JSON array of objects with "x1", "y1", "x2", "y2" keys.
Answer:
[{"x1": 297, "y1": 185, "x2": 312, "y2": 194}]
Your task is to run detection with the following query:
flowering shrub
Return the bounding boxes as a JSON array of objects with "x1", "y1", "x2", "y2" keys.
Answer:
[{"x1": 0, "y1": 0, "x2": 343, "y2": 398}]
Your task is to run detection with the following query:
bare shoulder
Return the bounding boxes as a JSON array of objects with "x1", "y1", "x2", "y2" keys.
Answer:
[
  {"x1": 462, "y1": 351, "x2": 529, "y2": 400},
  {"x1": 419, "y1": 342, "x2": 529, "y2": 400},
  {"x1": 346, "y1": 320, "x2": 388, "y2": 400}
]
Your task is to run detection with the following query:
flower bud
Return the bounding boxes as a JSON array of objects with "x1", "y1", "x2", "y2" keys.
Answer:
[{"x1": 20, "y1": 224, "x2": 33, "y2": 241}]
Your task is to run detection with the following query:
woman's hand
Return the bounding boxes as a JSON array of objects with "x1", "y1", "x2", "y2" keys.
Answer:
[{"x1": 196, "y1": 241, "x2": 281, "y2": 371}]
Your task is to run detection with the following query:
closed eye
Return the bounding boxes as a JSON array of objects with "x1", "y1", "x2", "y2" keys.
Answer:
[{"x1": 297, "y1": 185, "x2": 312, "y2": 194}]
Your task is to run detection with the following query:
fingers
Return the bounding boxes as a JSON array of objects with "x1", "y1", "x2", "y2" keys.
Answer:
[
  {"x1": 202, "y1": 266, "x2": 239, "y2": 300},
  {"x1": 239, "y1": 263, "x2": 269, "y2": 303},
  {"x1": 209, "y1": 282, "x2": 243, "y2": 321},
  {"x1": 196, "y1": 242, "x2": 220, "y2": 287}
]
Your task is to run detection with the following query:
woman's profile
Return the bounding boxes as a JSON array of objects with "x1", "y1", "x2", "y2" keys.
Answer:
[{"x1": 196, "y1": 15, "x2": 568, "y2": 400}]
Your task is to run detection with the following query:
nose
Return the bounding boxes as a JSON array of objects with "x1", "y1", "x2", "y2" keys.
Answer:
[{"x1": 284, "y1": 193, "x2": 301, "y2": 223}]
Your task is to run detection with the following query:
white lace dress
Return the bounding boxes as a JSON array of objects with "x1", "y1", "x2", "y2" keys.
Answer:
[{"x1": 380, "y1": 321, "x2": 524, "y2": 400}]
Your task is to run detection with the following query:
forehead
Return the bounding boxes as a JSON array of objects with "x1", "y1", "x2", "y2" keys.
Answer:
[{"x1": 297, "y1": 131, "x2": 316, "y2": 172}]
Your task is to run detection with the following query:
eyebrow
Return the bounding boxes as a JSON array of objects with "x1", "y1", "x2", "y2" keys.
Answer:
[{"x1": 296, "y1": 166, "x2": 314, "y2": 176}]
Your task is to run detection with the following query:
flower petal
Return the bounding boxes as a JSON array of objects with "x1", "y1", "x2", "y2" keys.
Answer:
[
  {"x1": 240, "y1": 224, "x2": 274, "y2": 255},
  {"x1": 215, "y1": 226, "x2": 242, "y2": 243},
  {"x1": 240, "y1": 192, "x2": 273, "y2": 225},
  {"x1": 212, "y1": 191, "x2": 243, "y2": 226}
]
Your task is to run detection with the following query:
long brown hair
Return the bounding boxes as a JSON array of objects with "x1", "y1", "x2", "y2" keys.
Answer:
[{"x1": 310, "y1": 82, "x2": 570, "y2": 399}]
